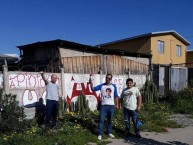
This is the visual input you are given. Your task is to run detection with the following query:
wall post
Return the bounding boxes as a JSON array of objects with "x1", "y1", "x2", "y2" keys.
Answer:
[
  {"x1": 60, "y1": 68, "x2": 65, "y2": 99},
  {"x1": 3, "y1": 65, "x2": 9, "y2": 94}
]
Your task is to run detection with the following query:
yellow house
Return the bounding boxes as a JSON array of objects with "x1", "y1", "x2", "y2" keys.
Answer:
[
  {"x1": 186, "y1": 49, "x2": 193, "y2": 68},
  {"x1": 99, "y1": 30, "x2": 190, "y2": 65}
]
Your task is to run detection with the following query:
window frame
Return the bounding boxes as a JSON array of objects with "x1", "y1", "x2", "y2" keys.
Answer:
[
  {"x1": 176, "y1": 45, "x2": 182, "y2": 57},
  {"x1": 157, "y1": 40, "x2": 164, "y2": 54}
]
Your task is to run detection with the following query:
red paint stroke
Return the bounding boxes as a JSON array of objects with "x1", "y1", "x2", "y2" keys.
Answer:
[
  {"x1": 22, "y1": 89, "x2": 38, "y2": 105},
  {"x1": 71, "y1": 76, "x2": 75, "y2": 81},
  {"x1": 10, "y1": 80, "x2": 16, "y2": 88},
  {"x1": 66, "y1": 81, "x2": 100, "y2": 104},
  {"x1": 27, "y1": 75, "x2": 37, "y2": 88},
  {"x1": 28, "y1": 90, "x2": 33, "y2": 100}
]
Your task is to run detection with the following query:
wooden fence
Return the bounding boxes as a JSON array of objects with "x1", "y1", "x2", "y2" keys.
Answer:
[{"x1": 61, "y1": 55, "x2": 148, "y2": 75}]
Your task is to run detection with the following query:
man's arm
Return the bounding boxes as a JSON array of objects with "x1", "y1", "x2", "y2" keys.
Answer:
[
  {"x1": 58, "y1": 85, "x2": 62, "y2": 98},
  {"x1": 119, "y1": 90, "x2": 124, "y2": 110},
  {"x1": 113, "y1": 84, "x2": 120, "y2": 109},
  {"x1": 136, "y1": 95, "x2": 142, "y2": 112},
  {"x1": 115, "y1": 97, "x2": 119, "y2": 109},
  {"x1": 119, "y1": 97, "x2": 123, "y2": 109},
  {"x1": 40, "y1": 72, "x2": 48, "y2": 85},
  {"x1": 89, "y1": 78, "x2": 94, "y2": 91}
]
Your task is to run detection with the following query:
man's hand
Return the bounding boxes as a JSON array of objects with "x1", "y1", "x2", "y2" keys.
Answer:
[
  {"x1": 40, "y1": 71, "x2": 48, "y2": 85},
  {"x1": 115, "y1": 104, "x2": 119, "y2": 109},
  {"x1": 89, "y1": 78, "x2": 92, "y2": 84},
  {"x1": 40, "y1": 71, "x2": 44, "y2": 74}
]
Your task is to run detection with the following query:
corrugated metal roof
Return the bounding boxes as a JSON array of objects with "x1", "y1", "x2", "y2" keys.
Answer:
[{"x1": 99, "y1": 30, "x2": 191, "y2": 46}]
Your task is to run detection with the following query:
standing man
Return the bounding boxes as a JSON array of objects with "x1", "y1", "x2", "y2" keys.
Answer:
[
  {"x1": 120, "y1": 78, "x2": 142, "y2": 138},
  {"x1": 89, "y1": 74, "x2": 119, "y2": 140},
  {"x1": 41, "y1": 72, "x2": 59, "y2": 129}
]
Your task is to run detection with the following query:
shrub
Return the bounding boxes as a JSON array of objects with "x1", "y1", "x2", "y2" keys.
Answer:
[
  {"x1": 178, "y1": 88, "x2": 193, "y2": 100},
  {"x1": 165, "y1": 90, "x2": 178, "y2": 105},
  {"x1": 0, "y1": 89, "x2": 30, "y2": 134},
  {"x1": 138, "y1": 102, "x2": 180, "y2": 132},
  {"x1": 188, "y1": 78, "x2": 193, "y2": 88},
  {"x1": 165, "y1": 88, "x2": 193, "y2": 114}
]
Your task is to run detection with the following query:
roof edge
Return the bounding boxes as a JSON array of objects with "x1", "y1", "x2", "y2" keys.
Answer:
[{"x1": 98, "y1": 30, "x2": 191, "y2": 46}]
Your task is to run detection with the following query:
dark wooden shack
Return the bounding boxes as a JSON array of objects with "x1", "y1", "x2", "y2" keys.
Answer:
[{"x1": 17, "y1": 39, "x2": 151, "y2": 74}]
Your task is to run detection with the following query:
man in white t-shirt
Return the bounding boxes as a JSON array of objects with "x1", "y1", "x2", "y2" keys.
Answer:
[
  {"x1": 90, "y1": 74, "x2": 119, "y2": 140},
  {"x1": 41, "y1": 72, "x2": 59, "y2": 128},
  {"x1": 120, "y1": 78, "x2": 142, "y2": 138}
]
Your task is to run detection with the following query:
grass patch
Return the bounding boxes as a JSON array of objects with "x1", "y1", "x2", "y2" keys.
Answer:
[
  {"x1": 0, "y1": 102, "x2": 185, "y2": 145},
  {"x1": 0, "y1": 122, "x2": 98, "y2": 145},
  {"x1": 138, "y1": 102, "x2": 181, "y2": 132},
  {"x1": 1, "y1": 98, "x2": 192, "y2": 145}
]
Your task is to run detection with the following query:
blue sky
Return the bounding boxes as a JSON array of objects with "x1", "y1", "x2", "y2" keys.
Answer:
[{"x1": 1, "y1": 0, "x2": 193, "y2": 55}]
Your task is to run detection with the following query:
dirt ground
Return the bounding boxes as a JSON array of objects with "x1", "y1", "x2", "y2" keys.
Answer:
[{"x1": 105, "y1": 126, "x2": 193, "y2": 145}]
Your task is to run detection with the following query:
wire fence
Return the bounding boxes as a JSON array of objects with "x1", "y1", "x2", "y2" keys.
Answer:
[
  {"x1": 2, "y1": 62, "x2": 148, "y2": 75},
  {"x1": 0, "y1": 62, "x2": 60, "y2": 73}
]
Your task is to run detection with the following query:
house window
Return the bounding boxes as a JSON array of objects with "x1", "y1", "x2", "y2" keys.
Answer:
[
  {"x1": 157, "y1": 40, "x2": 164, "y2": 54},
  {"x1": 176, "y1": 45, "x2": 182, "y2": 56}
]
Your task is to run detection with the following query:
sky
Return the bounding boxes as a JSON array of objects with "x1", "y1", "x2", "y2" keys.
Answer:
[{"x1": 1, "y1": 0, "x2": 193, "y2": 56}]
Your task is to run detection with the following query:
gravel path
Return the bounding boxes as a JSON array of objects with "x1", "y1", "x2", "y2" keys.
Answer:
[{"x1": 168, "y1": 114, "x2": 193, "y2": 126}]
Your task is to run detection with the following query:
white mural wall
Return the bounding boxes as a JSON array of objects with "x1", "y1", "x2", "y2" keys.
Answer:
[
  {"x1": 63, "y1": 73, "x2": 145, "y2": 111},
  {"x1": 2, "y1": 72, "x2": 146, "y2": 117}
]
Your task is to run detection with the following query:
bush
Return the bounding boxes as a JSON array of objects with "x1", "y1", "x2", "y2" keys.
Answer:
[
  {"x1": 165, "y1": 88, "x2": 193, "y2": 114},
  {"x1": 188, "y1": 78, "x2": 193, "y2": 88},
  {"x1": 165, "y1": 90, "x2": 178, "y2": 105},
  {"x1": 0, "y1": 89, "x2": 30, "y2": 134},
  {"x1": 138, "y1": 102, "x2": 180, "y2": 132}
]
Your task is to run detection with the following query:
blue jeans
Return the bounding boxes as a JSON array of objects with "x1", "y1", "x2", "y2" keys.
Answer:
[
  {"x1": 123, "y1": 107, "x2": 139, "y2": 133},
  {"x1": 45, "y1": 99, "x2": 59, "y2": 127},
  {"x1": 98, "y1": 105, "x2": 114, "y2": 135}
]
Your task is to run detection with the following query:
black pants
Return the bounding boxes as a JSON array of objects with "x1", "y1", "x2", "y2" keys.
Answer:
[{"x1": 45, "y1": 99, "x2": 59, "y2": 127}]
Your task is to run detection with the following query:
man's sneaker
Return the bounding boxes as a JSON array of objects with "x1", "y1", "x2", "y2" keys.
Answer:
[
  {"x1": 136, "y1": 132, "x2": 142, "y2": 138},
  {"x1": 98, "y1": 135, "x2": 102, "y2": 140},
  {"x1": 108, "y1": 133, "x2": 115, "y2": 138}
]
